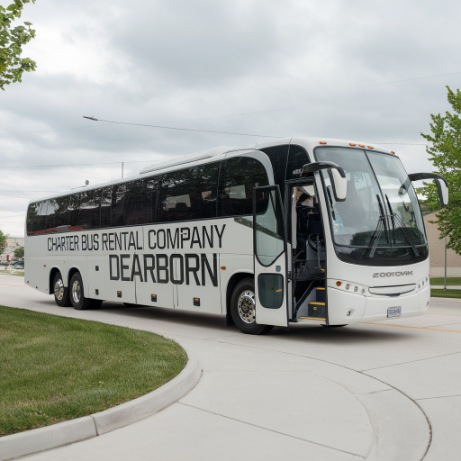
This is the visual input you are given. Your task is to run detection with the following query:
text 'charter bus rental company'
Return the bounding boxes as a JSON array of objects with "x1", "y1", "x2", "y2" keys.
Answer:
[{"x1": 25, "y1": 138, "x2": 448, "y2": 334}]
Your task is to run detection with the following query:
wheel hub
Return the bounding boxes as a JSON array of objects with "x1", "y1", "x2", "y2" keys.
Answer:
[
  {"x1": 54, "y1": 279, "x2": 64, "y2": 301},
  {"x1": 71, "y1": 280, "x2": 81, "y2": 304},
  {"x1": 238, "y1": 290, "x2": 256, "y2": 324}
]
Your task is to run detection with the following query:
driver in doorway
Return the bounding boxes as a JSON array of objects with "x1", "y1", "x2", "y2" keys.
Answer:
[
  {"x1": 296, "y1": 190, "x2": 315, "y2": 252},
  {"x1": 298, "y1": 192, "x2": 314, "y2": 208}
]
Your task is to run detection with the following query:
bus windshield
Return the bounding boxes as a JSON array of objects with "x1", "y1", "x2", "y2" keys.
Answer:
[{"x1": 315, "y1": 146, "x2": 427, "y2": 266}]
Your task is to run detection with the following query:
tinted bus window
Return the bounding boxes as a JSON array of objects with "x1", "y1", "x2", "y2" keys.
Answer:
[
  {"x1": 111, "y1": 183, "x2": 128, "y2": 227},
  {"x1": 125, "y1": 179, "x2": 155, "y2": 225},
  {"x1": 27, "y1": 202, "x2": 46, "y2": 235},
  {"x1": 100, "y1": 187, "x2": 112, "y2": 228},
  {"x1": 53, "y1": 196, "x2": 70, "y2": 230},
  {"x1": 261, "y1": 145, "x2": 289, "y2": 193},
  {"x1": 74, "y1": 190, "x2": 101, "y2": 229},
  {"x1": 218, "y1": 157, "x2": 268, "y2": 216},
  {"x1": 286, "y1": 145, "x2": 309, "y2": 181},
  {"x1": 190, "y1": 162, "x2": 220, "y2": 219}
]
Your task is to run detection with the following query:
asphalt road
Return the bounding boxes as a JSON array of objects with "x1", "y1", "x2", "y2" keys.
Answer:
[{"x1": 1, "y1": 274, "x2": 461, "y2": 461}]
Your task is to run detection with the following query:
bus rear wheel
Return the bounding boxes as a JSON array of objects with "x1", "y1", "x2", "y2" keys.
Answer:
[
  {"x1": 230, "y1": 279, "x2": 272, "y2": 335},
  {"x1": 53, "y1": 272, "x2": 71, "y2": 307},
  {"x1": 69, "y1": 272, "x2": 92, "y2": 310}
]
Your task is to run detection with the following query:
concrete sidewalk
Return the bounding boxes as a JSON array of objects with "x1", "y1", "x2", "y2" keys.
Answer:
[{"x1": 1, "y1": 331, "x2": 429, "y2": 461}]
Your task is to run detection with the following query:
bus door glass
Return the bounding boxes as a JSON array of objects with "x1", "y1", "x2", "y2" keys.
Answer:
[{"x1": 253, "y1": 186, "x2": 288, "y2": 327}]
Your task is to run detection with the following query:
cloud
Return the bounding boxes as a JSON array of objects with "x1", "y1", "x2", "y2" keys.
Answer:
[{"x1": 1, "y1": 0, "x2": 460, "y2": 236}]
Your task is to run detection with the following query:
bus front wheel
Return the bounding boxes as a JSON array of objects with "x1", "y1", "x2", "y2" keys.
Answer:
[
  {"x1": 230, "y1": 279, "x2": 272, "y2": 335},
  {"x1": 53, "y1": 272, "x2": 71, "y2": 307},
  {"x1": 69, "y1": 272, "x2": 92, "y2": 310}
]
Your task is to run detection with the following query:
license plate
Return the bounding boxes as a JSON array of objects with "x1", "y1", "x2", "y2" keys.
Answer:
[{"x1": 387, "y1": 306, "x2": 401, "y2": 318}]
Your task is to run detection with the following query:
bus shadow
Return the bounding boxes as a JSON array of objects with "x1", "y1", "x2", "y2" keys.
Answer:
[
  {"x1": 36, "y1": 299, "x2": 415, "y2": 343},
  {"x1": 270, "y1": 323, "x2": 412, "y2": 344},
  {"x1": 95, "y1": 302, "x2": 230, "y2": 332}
]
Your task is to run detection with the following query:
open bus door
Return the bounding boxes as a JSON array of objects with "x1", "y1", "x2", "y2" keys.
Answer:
[{"x1": 253, "y1": 186, "x2": 289, "y2": 328}]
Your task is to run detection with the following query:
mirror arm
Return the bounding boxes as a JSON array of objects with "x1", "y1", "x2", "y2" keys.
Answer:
[
  {"x1": 301, "y1": 161, "x2": 346, "y2": 178},
  {"x1": 408, "y1": 172, "x2": 447, "y2": 186}
]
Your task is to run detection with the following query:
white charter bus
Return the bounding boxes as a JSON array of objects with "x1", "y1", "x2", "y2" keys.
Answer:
[{"x1": 24, "y1": 137, "x2": 448, "y2": 334}]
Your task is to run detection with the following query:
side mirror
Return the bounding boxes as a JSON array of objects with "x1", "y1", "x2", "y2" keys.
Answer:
[
  {"x1": 298, "y1": 161, "x2": 347, "y2": 201},
  {"x1": 328, "y1": 168, "x2": 347, "y2": 202},
  {"x1": 436, "y1": 178, "x2": 449, "y2": 207},
  {"x1": 409, "y1": 172, "x2": 449, "y2": 208}
]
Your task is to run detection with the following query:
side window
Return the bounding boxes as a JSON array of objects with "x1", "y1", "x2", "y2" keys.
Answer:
[
  {"x1": 74, "y1": 190, "x2": 101, "y2": 229},
  {"x1": 100, "y1": 187, "x2": 112, "y2": 228},
  {"x1": 157, "y1": 170, "x2": 194, "y2": 222},
  {"x1": 218, "y1": 156, "x2": 269, "y2": 217},
  {"x1": 26, "y1": 202, "x2": 46, "y2": 235},
  {"x1": 124, "y1": 179, "x2": 155, "y2": 225},
  {"x1": 286, "y1": 145, "x2": 309, "y2": 181},
  {"x1": 43, "y1": 199, "x2": 57, "y2": 231},
  {"x1": 68, "y1": 194, "x2": 82, "y2": 228},
  {"x1": 111, "y1": 183, "x2": 128, "y2": 227},
  {"x1": 191, "y1": 162, "x2": 220, "y2": 219},
  {"x1": 261, "y1": 145, "x2": 289, "y2": 193},
  {"x1": 54, "y1": 196, "x2": 70, "y2": 230}
]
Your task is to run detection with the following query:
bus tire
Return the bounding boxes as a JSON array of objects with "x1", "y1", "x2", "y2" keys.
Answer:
[
  {"x1": 53, "y1": 272, "x2": 71, "y2": 307},
  {"x1": 230, "y1": 278, "x2": 272, "y2": 335},
  {"x1": 69, "y1": 272, "x2": 91, "y2": 310}
]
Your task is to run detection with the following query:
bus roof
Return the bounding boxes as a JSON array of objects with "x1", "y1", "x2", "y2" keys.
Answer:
[{"x1": 28, "y1": 137, "x2": 395, "y2": 203}]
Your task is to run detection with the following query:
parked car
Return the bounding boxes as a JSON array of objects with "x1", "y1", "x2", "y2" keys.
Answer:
[{"x1": 8, "y1": 261, "x2": 24, "y2": 271}]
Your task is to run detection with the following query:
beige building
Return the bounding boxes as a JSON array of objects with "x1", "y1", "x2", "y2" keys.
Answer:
[
  {"x1": 0, "y1": 237, "x2": 24, "y2": 263},
  {"x1": 424, "y1": 213, "x2": 461, "y2": 277}
]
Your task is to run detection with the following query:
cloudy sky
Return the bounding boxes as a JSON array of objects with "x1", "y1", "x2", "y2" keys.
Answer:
[{"x1": 1, "y1": 0, "x2": 460, "y2": 237}]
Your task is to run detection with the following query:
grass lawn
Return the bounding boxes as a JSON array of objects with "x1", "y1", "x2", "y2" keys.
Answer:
[
  {"x1": 430, "y1": 277, "x2": 461, "y2": 299},
  {"x1": 0, "y1": 306, "x2": 187, "y2": 436},
  {"x1": 431, "y1": 288, "x2": 461, "y2": 299},
  {"x1": 430, "y1": 277, "x2": 461, "y2": 286}
]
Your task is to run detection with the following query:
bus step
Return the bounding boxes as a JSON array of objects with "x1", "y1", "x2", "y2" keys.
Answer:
[
  {"x1": 308, "y1": 301, "x2": 326, "y2": 318},
  {"x1": 299, "y1": 316, "x2": 326, "y2": 322}
]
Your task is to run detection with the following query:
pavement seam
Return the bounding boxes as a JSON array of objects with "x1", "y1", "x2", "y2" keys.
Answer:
[
  {"x1": 204, "y1": 336, "x2": 432, "y2": 460},
  {"x1": 359, "y1": 371, "x2": 433, "y2": 461},
  {"x1": 178, "y1": 401, "x2": 366, "y2": 460},
  {"x1": 416, "y1": 393, "x2": 461, "y2": 401},
  {"x1": 361, "y1": 350, "x2": 461, "y2": 373}
]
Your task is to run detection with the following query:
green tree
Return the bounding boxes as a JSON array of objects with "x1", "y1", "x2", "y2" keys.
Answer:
[
  {"x1": 14, "y1": 245, "x2": 24, "y2": 259},
  {"x1": 421, "y1": 85, "x2": 461, "y2": 254},
  {"x1": 0, "y1": 230, "x2": 8, "y2": 253},
  {"x1": 0, "y1": 0, "x2": 36, "y2": 90}
]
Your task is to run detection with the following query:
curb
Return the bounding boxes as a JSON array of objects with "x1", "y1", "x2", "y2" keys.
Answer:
[{"x1": 0, "y1": 350, "x2": 201, "y2": 461}]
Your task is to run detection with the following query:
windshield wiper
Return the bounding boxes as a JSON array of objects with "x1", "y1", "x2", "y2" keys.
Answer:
[
  {"x1": 385, "y1": 194, "x2": 419, "y2": 257},
  {"x1": 326, "y1": 186, "x2": 336, "y2": 220},
  {"x1": 365, "y1": 195, "x2": 387, "y2": 259}
]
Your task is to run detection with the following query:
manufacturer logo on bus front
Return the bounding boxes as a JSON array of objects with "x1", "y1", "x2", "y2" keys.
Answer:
[{"x1": 373, "y1": 271, "x2": 413, "y2": 278}]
